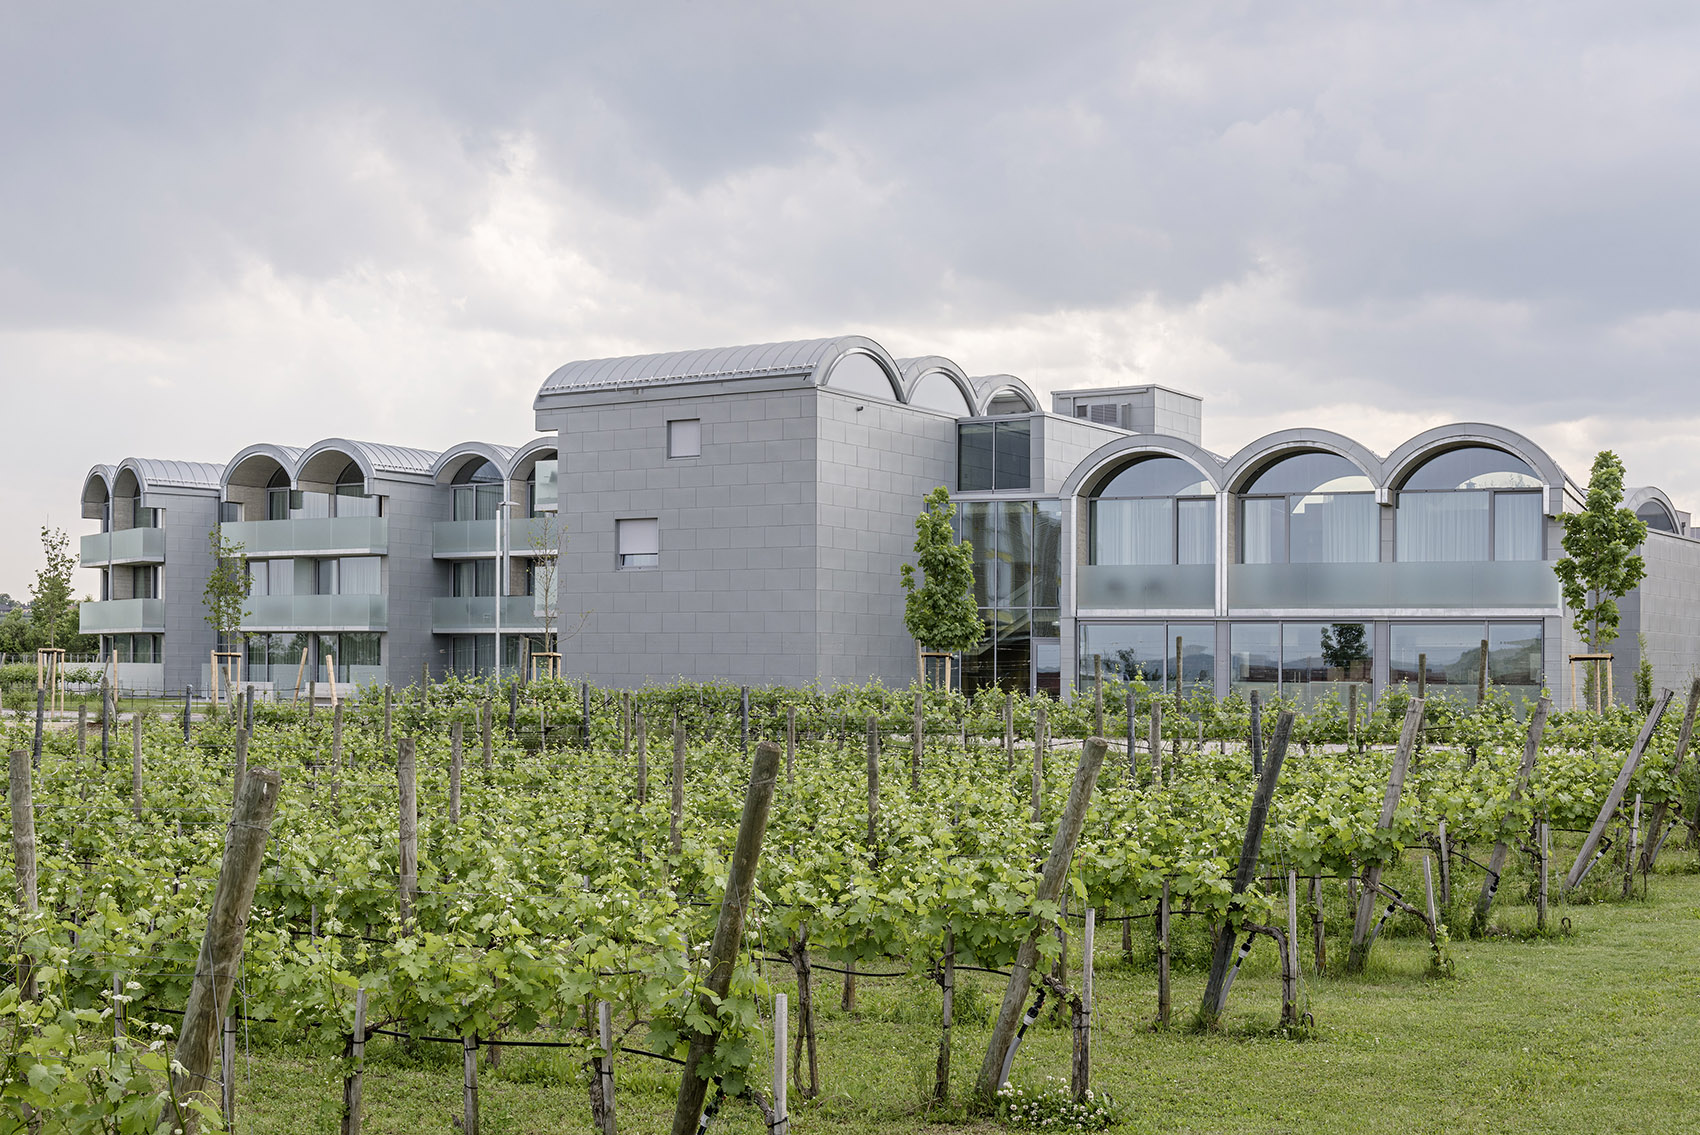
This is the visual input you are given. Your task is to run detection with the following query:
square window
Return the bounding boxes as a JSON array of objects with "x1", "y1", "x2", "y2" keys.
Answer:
[
  {"x1": 617, "y1": 518, "x2": 659, "y2": 569},
  {"x1": 668, "y1": 419, "x2": 701, "y2": 458}
]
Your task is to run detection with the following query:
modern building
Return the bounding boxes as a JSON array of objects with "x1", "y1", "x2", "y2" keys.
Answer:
[{"x1": 78, "y1": 334, "x2": 1700, "y2": 708}]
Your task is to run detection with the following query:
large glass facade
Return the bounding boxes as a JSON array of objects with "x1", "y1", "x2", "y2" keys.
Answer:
[
  {"x1": 245, "y1": 632, "x2": 311, "y2": 685},
  {"x1": 1230, "y1": 622, "x2": 1372, "y2": 705},
  {"x1": 1239, "y1": 452, "x2": 1376, "y2": 564},
  {"x1": 1089, "y1": 457, "x2": 1215, "y2": 566},
  {"x1": 958, "y1": 499, "x2": 1061, "y2": 693},
  {"x1": 1397, "y1": 447, "x2": 1543, "y2": 562},
  {"x1": 1390, "y1": 622, "x2": 1544, "y2": 703},
  {"x1": 1077, "y1": 622, "x2": 1214, "y2": 695}
]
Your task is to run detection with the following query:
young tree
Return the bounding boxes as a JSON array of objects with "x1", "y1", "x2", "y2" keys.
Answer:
[
  {"x1": 203, "y1": 526, "x2": 251, "y2": 675},
  {"x1": 29, "y1": 526, "x2": 76, "y2": 650},
  {"x1": 900, "y1": 486, "x2": 984, "y2": 683},
  {"x1": 1554, "y1": 450, "x2": 1647, "y2": 704}
]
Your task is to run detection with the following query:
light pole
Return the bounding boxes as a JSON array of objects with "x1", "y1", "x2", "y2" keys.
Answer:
[{"x1": 492, "y1": 499, "x2": 521, "y2": 683}]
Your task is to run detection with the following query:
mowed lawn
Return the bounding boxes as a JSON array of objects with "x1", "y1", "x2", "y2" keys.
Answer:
[{"x1": 224, "y1": 851, "x2": 1700, "y2": 1134}]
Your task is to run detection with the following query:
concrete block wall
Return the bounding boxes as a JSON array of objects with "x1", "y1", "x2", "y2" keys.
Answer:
[
  {"x1": 155, "y1": 487, "x2": 220, "y2": 694},
  {"x1": 381, "y1": 476, "x2": 449, "y2": 685},
  {"x1": 547, "y1": 382, "x2": 822, "y2": 686},
  {"x1": 1619, "y1": 530, "x2": 1700, "y2": 701},
  {"x1": 814, "y1": 389, "x2": 957, "y2": 687},
  {"x1": 1033, "y1": 416, "x2": 1127, "y2": 495}
]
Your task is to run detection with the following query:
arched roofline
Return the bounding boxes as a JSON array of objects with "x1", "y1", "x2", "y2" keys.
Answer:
[
  {"x1": 430, "y1": 442, "x2": 518, "y2": 485},
  {"x1": 1060, "y1": 435, "x2": 1225, "y2": 499},
  {"x1": 509, "y1": 437, "x2": 559, "y2": 479},
  {"x1": 81, "y1": 465, "x2": 115, "y2": 520},
  {"x1": 1383, "y1": 424, "x2": 1567, "y2": 510},
  {"x1": 969, "y1": 375, "x2": 1040, "y2": 414},
  {"x1": 897, "y1": 356, "x2": 979, "y2": 415},
  {"x1": 809, "y1": 336, "x2": 906, "y2": 402},
  {"x1": 1221, "y1": 430, "x2": 1385, "y2": 496},
  {"x1": 296, "y1": 439, "x2": 377, "y2": 494},
  {"x1": 111, "y1": 458, "x2": 223, "y2": 501},
  {"x1": 220, "y1": 444, "x2": 302, "y2": 493},
  {"x1": 1624, "y1": 486, "x2": 1687, "y2": 535}
]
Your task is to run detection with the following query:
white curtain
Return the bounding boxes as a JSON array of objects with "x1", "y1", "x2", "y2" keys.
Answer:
[
  {"x1": 1493, "y1": 493, "x2": 1543, "y2": 560},
  {"x1": 1289, "y1": 493, "x2": 1378, "y2": 563},
  {"x1": 1397, "y1": 492, "x2": 1489, "y2": 561},
  {"x1": 1177, "y1": 499, "x2": 1216, "y2": 565},
  {"x1": 1093, "y1": 499, "x2": 1172, "y2": 565},
  {"x1": 1241, "y1": 498, "x2": 1285, "y2": 564}
]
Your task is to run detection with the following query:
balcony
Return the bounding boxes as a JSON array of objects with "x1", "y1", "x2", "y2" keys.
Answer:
[
  {"x1": 79, "y1": 598, "x2": 166, "y2": 634},
  {"x1": 80, "y1": 528, "x2": 166, "y2": 566},
  {"x1": 431, "y1": 596, "x2": 545, "y2": 633},
  {"x1": 220, "y1": 516, "x2": 388, "y2": 557},
  {"x1": 1228, "y1": 560, "x2": 1561, "y2": 610},
  {"x1": 1077, "y1": 564, "x2": 1215, "y2": 610},
  {"x1": 432, "y1": 516, "x2": 559, "y2": 558},
  {"x1": 241, "y1": 594, "x2": 388, "y2": 631}
]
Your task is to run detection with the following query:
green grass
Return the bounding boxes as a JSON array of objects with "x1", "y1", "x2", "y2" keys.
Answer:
[{"x1": 216, "y1": 849, "x2": 1700, "y2": 1134}]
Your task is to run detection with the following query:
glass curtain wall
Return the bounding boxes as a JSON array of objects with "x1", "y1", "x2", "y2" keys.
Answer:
[
  {"x1": 958, "y1": 420, "x2": 1033, "y2": 492},
  {"x1": 1078, "y1": 622, "x2": 1215, "y2": 695},
  {"x1": 958, "y1": 499, "x2": 1061, "y2": 694},
  {"x1": 1089, "y1": 457, "x2": 1215, "y2": 566},
  {"x1": 1397, "y1": 447, "x2": 1544, "y2": 562},
  {"x1": 1239, "y1": 453, "x2": 1376, "y2": 564},
  {"x1": 1390, "y1": 622, "x2": 1544, "y2": 704}
]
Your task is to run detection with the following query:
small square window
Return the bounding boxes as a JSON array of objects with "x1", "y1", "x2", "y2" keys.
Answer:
[
  {"x1": 617, "y1": 518, "x2": 659, "y2": 569},
  {"x1": 668, "y1": 419, "x2": 701, "y2": 458}
]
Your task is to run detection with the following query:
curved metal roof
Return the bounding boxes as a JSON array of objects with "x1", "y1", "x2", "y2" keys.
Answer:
[
  {"x1": 297, "y1": 438, "x2": 440, "y2": 481},
  {"x1": 969, "y1": 375, "x2": 1040, "y2": 413},
  {"x1": 117, "y1": 458, "x2": 225, "y2": 493},
  {"x1": 538, "y1": 336, "x2": 893, "y2": 397},
  {"x1": 430, "y1": 442, "x2": 520, "y2": 483}
]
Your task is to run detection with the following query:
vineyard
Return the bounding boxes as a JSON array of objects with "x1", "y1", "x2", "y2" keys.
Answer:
[{"x1": 3, "y1": 676, "x2": 1697, "y2": 1134}]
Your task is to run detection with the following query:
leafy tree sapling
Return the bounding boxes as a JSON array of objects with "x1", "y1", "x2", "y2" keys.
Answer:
[
  {"x1": 901, "y1": 486, "x2": 984, "y2": 684},
  {"x1": 1554, "y1": 451, "x2": 1647, "y2": 708}
]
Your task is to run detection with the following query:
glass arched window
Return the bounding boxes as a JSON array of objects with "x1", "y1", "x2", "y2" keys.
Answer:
[
  {"x1": 452, "y1": 459, "x2": 503, "y2": 522},
  {"x1": 910, "y1": 373, "x2": 973, "y2": 416},
  {"x1": 1637, "y1": 501, "x2": 1678, "y2": 533},
  {"x1": 526, "y1": 456, "x2": 558, "y2": 516},
  {"x1": 266, "y1": 468, "x2": 291, "y2": 521},
  {"x1": 1239, "y1": 452, "x2": 1376, "y2": 564},
  {"x1": 825, "y1": 354, "x2": 898, "y2": 400},
  {"x1": 333, "y1": 460, "x2": 379, "y2": 517},
  {"x1": 1396, "y1": 446, "x2": 1543, "y2": 562},
  {"x1": 1089, "y1": 457, "x2": 1215, "y2": 566}
]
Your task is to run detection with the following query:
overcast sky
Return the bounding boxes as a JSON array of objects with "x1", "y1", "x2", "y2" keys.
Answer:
[{"x1": 3, "y1": 2, "x2": 1697, "y2": 598}]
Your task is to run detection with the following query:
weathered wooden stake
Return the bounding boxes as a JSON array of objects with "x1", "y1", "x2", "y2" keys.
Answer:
[
  {"x1": 77, "y1": 704, "x2": 86, "y2": 755},
  {"x1": 1093, "y1": 655, "x2": 1104, "y2": 737},
  {"x1": 131, "y1": 713, "x2": 144, "y2": 817},
  {"x1": 785, "y1": 705, "x2": 796, "y2": 787},
  {"x1": 1072, "y1": 908, "x2": 1095, "y2": 1102},
  {"x1": 1031, "y1": 704, "x2": 1045, "y2": 826},
  {"x1": 1641, "y1": 677, "x2": 1700, "y2": 874},
  {"x1": 232, "y1": 727, "x2": 248, "y2": 805},
  {"x1": 1422, "y1": 855, "x2": 1440, "y2": 961},
  {"x1": 670, "y1": 742, "x2": 782, "y2": 1135},
  {"x1": 9, "y1": 752, "x2": 38, "y2": 1002},
  {"x1": 463, "y1": 1035, "x2": 479, "y2": 1135},
  {"x1": 975, "y1": 737, "x2": 1110, "y2": 1103},
  {"x1": 1623, "y1": 792, "x2": 1643, "y2": 898},
  {"x1": 1282, "y1": 869, "x2": 1300, "y2": 1025},
  {"x1": 774, "y1": 992, "x2": 790, "y2": 1135},
  {"x1": 1201, "y1": 712, "x2": 1294, "y2": 1019},
  {"x1": 1566, "y1": 689, "x2": 1671, "y2": 892},
  {"x1": 1311, "y1": 876, "x2": 1326, "y2": 975},
  {"x1": 398, "y1": 739, "x2": 418, "y2": 934},
  {"x1": 1003, "y1": 692, "x2": 1014, "y2": 773},
  {"x1": 635, "y1": 710, "x2": 649, "y2": 804},
  {"x1": 1348, "y1": 699, "x2": 1425, "y2": 972},
  {"x1": 592, "y1": 1000, "x2": 616, "y2": 1135},
  {"x1": 450, "y1": 721, "x2": 463, "y2": 825},
  {"x1": 1537, "y1": 821, "x2": 1550, "y2": 931},
  {"x1": 383, "y1": 686, "x2": 393, "y2": 745},
  {"x1": 221, "y1": 1014, "x2": 237, "y2": 1125},
  {"x1": 1437, "y1": 817, "x2": 1451, "y2": 906},
  {"x1": 481, "y1": 699, "x2": 493, "y2": 769},
  {"x1": 1156, "y1": 880, "x2": 1171, "y2": 1024},
  {"x1": 1149, "y1": 700, "x2": 1162, "y2": 782},
  {"x1": 171, "y1": 767, "x2": 281, "y2": 1134},
  {"x1": 1248, "y1": 689, "x2": 1263, "y2": 776},
  {"x1": 934, "y1": 924, "x2": 955, "y2": 1105},
  {"x1": 340, "y1": 988, "x2": 367, "y2": 1135},
  {"x1": 1472, "y1": 697, "x2": 1548, "y2": 933},
  {"x1": 671, "y1": 713, "x2": 685, "y2": 861},
  {"x1": 1125, "y1": 688, "x2": 1137, "y2": 780}
]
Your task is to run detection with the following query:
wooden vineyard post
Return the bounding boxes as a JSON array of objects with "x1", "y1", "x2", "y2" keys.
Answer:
[
  {"x1": 1201, "y1": 712, "x2": 1294, "y2": 1022},
  {"x1": 31, "y1": 686, "x2": 44, "y2": 769},
  {"x1": 788, "y1": 932, "x2": 820, "y2": 1101},
  {"x1": 463, "y1": 1035, "x2": 479, "y2": 1135},
  {"x1": 132, "y1": 713, "x2": 145, "y2": 818},
  {"x1": 910, "y1": 690, "x2": 925, "y2": 789},
  {"x1": 1149, "y1": 699, "x2": 1162, "y2": 783},
  {"x1": 635, "y1": 710, "x2": 649, "y2": 804},
  {"x1": 1565, "y1": 689, "x2": 1671, "y2": 893},
  {"x1": 101, "y1": 679, "x2": 112, "y2": 767},
  {"x1": 669, "y1": 742, "x2": 782, "y2": 1135},
  {"x1": 308, "y1": 677, "x2": 317, "y2": 720},
  {"x1": 1437, "y1": 818, "x2": 1451, "y2": 906},
  {"x1": 183, "y1": 683, "x2": 192, "y2": 741},
  {"x1": 774, "y1": 993, "x2": 790, "y2": 1135},
  {"x1": 1156, "y1": 880, "x2": 1171, "y2": 1024},
  {"x1": 1623, "y1": 793, "x2": 1643, "y2": 898},
  {"x1": 383, "y1": 686, "x2": 392, "y2": 745},
  {"x1": 975, "y1": 737, "x2": 1109, "y2": 1104},
  {"x1": 1641, "y1": 677, "x2": 1700, "y2": 874},
  {"x1": 1031, "y1": 703, "x2": 1045, "y2": 826},
  {"x1": 172, "y1": 768, "x2": 281, "y2": 1135},
  {"x1": 1348, "y1": 699, "x2": 1424, "y2": 973},
  {"x1": 1125, "y1": 688, "x2": 1137, "y2": 780},
  {"x1": 934, "y1": 924, "x2": 955, "y2": 1105},
  {"x1": 1477, "y1": 638, "x2": 1489, "y2": 705},
  {"x1": 77, "y1": 703, "x2": 86, "y2": 756},
  {"x1": 232, "y1": 726, "x2": 248, "y2": 805},
  {"x1": 866, "y1": 717, "x2": 881, "y2": 846},
  {"x1": 785, "y1": 705, "x2": 796, "y2": 787},
  {"x1": 1472, "y1": 697, "x2": 1549, "y2": 933},
  {"x1": 9, "y1": 752, "x2": 38, "y2": 1002},
  {"x1": 1537, "y1": 821, "x2": 1551, "y2": 931},
  {"x1": 1417, "y1": 652, "x2": 1427, "y2": 700},
  {"x1": 1093, "y1": 654, "x2": 1104, "y2": 737},
  {"x1": 1348, "y1": 683, "x2": 1359, "y2": 751},
  {"x1": 740, "y1": 685, "x2": 751, "y2": 757},
  {"x1": 590, "y1": 1000, "x2": 616, "y2": 1135},
  {"x1": 671, "y1": 713, "x2": 685, "y2": 860},
  {"x1": 221, "y1": 1013, "x2": 237, "y2": 1126},
  {"x1": 1311, "y1": 876, "x2": 1326, "y2": 975},
  {"x1": 1003, "y1": 692, "x2": 1014, "y2": 774},
  {"x1": 1072, "y1": 907, "x2": 1095, "y2": 1102},
  {"x1": 1422, "y1": 854, "x2": 1441, "y2": 963},
  {"x1": 481, "y1": 699, "x2": 493, "y2": 770},
  {"x1": 1248, "y1": 688, "x2": 1263, "y2": 776},
  {"x1": 1282, "y1": 870, "x2": 1300, "y2": 1027},
  {"x1": 450, "y1": 721, "x2": 463, "y2": 825},
  {"x1": 341, "y1": 987, "x2": 367, "y2": 1135},
  {"x1": 398, "y1": 739, "x2": 418, "y2": 935}
]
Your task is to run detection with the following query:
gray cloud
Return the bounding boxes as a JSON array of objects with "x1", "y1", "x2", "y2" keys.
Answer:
[{"x1": 3, "y1": 1, "x2": 1698, "y2": 593}]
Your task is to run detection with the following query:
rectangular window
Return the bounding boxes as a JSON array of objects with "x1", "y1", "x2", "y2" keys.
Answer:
[
  {"x1": 315, "y1": 559, "x2": 337, "y2": 595},
  {"x1": 617, "y1": 518, "x2": 659, "y2": 568},
  {"x1": 1229, "y1": 623, "x2": 1280, "y2": 697},
  {"x1": 1493, "y1": 492, "x2": 1543, "y2": 561},
  {"x1": 957, "y1": 420, "x2": 1033, "y2": 492},
  {"x1": 1092, "y1": 499, "x2": 1174, "y2": 565},
  {"x1": 131, "y1": 565, "x2": 157, "y2": 600},
  {"x1": 958, "y1": 423, "x2": 994, "y2": 491},
  {"x1": 668, "y1": 419, "x2": 701, "y2": 458},
  {"x1": 338, "y1": 557, "x2": 382, "y2": 595},
  {"x1": 1288, "y1": 494, "x2": 1378, "y2": 563},
  {"x1": 531, "y1": 460, "x2": 558, "y2": 514},
  {"x1": 452, "y1": 559, "x2": 497, "y2": 598},
  {"x1": 1177, "y1": 499, "x2": 1216, "y2": 565},
  {"x1": 454, "y1": 484, "x2": 502, "y2": 522},
  {"x1": 1283, "y1": 622, "x2": 1372, "y2": 696},
  {"x1": 1397, "y1": 492, "x2": 1489, "y2": 561},
  {"x1": 248, "y1": 559, "x2": 294, "y2": 597},
  {"x1": 267, "y1": 487, "x2": 290, "y2": 521},
  {"x1": 113, "y1": 635, "x2": 133, "y2": 664},
  {"x1": 220, "y1": 501, "x2": 242, "y2": 523}
]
